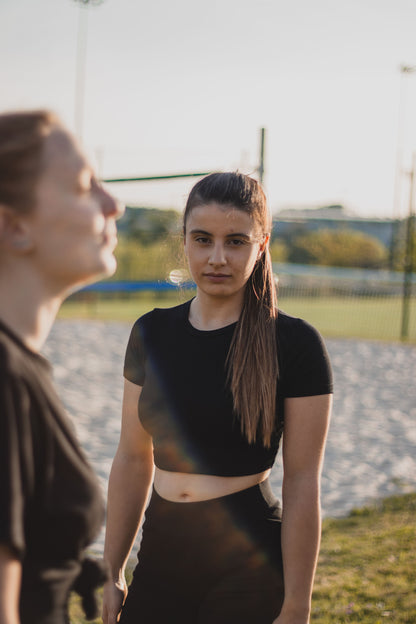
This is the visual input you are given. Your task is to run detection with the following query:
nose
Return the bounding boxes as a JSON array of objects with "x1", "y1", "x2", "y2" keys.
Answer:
[
  {"x1": 208, "y1": 243, "x2": 226, "y2": 266},
  {"x1": 98, "y1": 184, "x2": 125, "y2": 220}
]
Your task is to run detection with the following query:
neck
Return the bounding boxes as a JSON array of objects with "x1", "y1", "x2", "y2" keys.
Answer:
[
  {"x1": 0, "y1": 267, "x2": 63, "y2": 352},
  {"x1": 190, "y1": 291, "x2": 244, "y2": 330}
]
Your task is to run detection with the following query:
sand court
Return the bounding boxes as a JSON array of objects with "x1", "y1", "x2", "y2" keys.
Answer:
[{"x1": 43, "y1": 319, "x2": 416, "y2": 552}]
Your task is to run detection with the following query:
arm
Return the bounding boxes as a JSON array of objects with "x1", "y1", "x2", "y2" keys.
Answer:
[
  {"x1": 0, "y1": 545, "x2": 21, "y2": 624},
  {"x1": 102, "y1": 379, "x2": 154, "y2": 624},
  {"x1": 274, "y1": 394, "x2": 332, "y2": 624}
]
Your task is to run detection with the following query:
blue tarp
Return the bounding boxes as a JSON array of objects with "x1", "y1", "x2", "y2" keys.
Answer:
[{"x1": 81, "y1": 280, "x2": 196, "y2": 292}]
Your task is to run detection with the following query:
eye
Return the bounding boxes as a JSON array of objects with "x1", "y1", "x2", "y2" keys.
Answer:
[
  {"x1": 78, "y1": 184, "x2": 92, "y2": 195},
  {"x1": 77, "y1": 171, "x2": 93, "y2": 194},
  {"x1": 227, "y1": 238, "x2": 246, "y2": 246},
  {"x1": 195, "y1": 236, "x2": 211, "y2": 244}
]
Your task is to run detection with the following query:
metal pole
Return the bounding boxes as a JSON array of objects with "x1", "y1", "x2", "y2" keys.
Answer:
[
  {"x1": 400, "y1": 153, "x2": 416, "y2": 340},
  {"x1": 102, "y1": 172, "x2": 213, "y2": 184},
  {"x1": 258, "y1": 127, "x2": 266, "y2": 184},
  {"x1": 72, "y1": 0, "x2": 105, "y2": 140},
  {"x1": 74, "y1": 6, "x2": 88, "y2": 140},
  {"x1": 390, "y1": 65, "x2": 416, "y2": 268}
]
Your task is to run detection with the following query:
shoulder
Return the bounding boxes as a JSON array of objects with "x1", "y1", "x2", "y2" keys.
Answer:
[
  {"x1": 0, "y1": 328, "x2": 51, "y2": 383},
  {"x1": 0, "y1": 330, "x2": 26, "y2": 380},
  {"x1": 130, "y1": 300, "x2": 190, "y2": 337},
  {"x1": 124, "y1": 301, "x2": 190, "y2": 383},
  {"x1": 276, "y1": 310, "x2": 333, "y2": 397},
  {"x1": 0, "y1": 333, "x2": 11, "y2": 371},
  {"x1": 0, "y1": 333, "x2": 35, "y2": 441},
  {"x1": 125, "y1": 299, "x2": 190, "y2": 355},
  {"x1": 0, "y1": 328, "x2": 57, "y2": 438},
  {"x1": 276, "y1": 309, "x2": 325, "y2": 348}
]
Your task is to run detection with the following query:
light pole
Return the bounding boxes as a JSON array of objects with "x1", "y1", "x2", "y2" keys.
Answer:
[
  {"x1": 258, "y1": 127, "x2": 266, "y2": 184},
  {"x1": 390, "y1": 64, "x2": 416, "y2": 269},
  {"x1": 392, "y1": 65, "x2": 416, "y2": 340},
  {"x1": 72, "y1": 0, "x2": 105, "y2": 141},
  {"x1": 393, "y1": 65, "x2": 416, "y2": 218}
]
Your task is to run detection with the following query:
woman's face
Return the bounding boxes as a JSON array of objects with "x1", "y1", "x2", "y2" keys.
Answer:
[
  {"x1": 184, "y1": 202, "x2": 267, "y2": 304},
  {"x1": 25, "y1": 128, "x2": 122, "y2": 292}
]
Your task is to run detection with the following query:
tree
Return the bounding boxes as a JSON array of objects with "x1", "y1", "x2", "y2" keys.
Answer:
[
  {"x1": 288, "y1": 229, "x2": 388, "y2": 269},
  {"x1": 269, "y1": 240, "x2": 288, "y2": 263},
  {"x1": 113, "y1": 236, "x2": 184, "y2": 281},
  {"x1": 118, "y1": 207, "x2": 182, "y2": 244}
]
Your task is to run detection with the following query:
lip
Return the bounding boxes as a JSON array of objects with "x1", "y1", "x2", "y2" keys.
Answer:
[
  {"x1": 204, "y1": 273, "x2": 231, "y2": 281},
  {"x1": 103, "y1": 232, "x2": 118, "y2": 249}
]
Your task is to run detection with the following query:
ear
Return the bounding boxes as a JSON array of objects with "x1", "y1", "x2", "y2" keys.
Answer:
[
  {"x1": 257, "y1": 233, "x2": 270, "y2": 260},
  {"x1": 0, "y1": 204, "x2": 34, "y2": 254}
]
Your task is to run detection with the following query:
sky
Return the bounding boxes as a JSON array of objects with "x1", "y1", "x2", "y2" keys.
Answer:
[{"x1": 2, "y1": 0, "x2": 416, "y2": 218}]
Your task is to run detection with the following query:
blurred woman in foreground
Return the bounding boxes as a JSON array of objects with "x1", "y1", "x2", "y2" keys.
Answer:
[{"x1": 0, "y1": 110, "x2": 123, "y2": 624}]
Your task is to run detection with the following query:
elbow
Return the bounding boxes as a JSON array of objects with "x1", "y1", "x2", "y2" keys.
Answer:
[
  {"x1": 282, "y1": 473, "x2": 322, "y2": 511},
  {"x1": 112, "y1": 447, "x2": 154, "y2": 477}
]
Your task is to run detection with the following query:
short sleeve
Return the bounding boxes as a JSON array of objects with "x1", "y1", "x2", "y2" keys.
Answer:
[
  {"x1": 279, "y1": 317, "x2": 333, "y2": 398},
  {"x1": 0, "y1": 372, "x2": 33, "y2": 558},
  {"x1": 123, "y1": 319, "x2": 147, "y2": 386}
]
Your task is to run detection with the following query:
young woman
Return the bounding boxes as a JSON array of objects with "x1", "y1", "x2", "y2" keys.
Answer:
[
  {"x1": 0, "y1": 110, "x2": 123, "y2": 624},
  {"x1": 103, "y1": 172, "x2": 333, "y2": 624}
]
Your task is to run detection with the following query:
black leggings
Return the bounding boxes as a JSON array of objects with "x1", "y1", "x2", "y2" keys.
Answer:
[{"x1": 120, "y1": 479, "x2": 284, "y2": 624}]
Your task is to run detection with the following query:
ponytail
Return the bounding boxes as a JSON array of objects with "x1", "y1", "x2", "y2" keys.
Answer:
[
  {"x1": 226, "y1": 244, "x2": 278, "y2": 446},
  {"x1": 184, "y1": 172, "x2": 279, "y2": 447}
]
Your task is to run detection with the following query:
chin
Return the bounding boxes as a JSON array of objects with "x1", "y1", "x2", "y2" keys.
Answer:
[
  {"x1": 203, "y1": 285, "x2": 232, "y2": 296},
  {"x1": 97, "y1": 251, "x2": 117, "y2": 278},
  {"x1": 64, "y1": 256, "x2": 117, "y2": 297},
  {"x1": 102, "y1": 257, "x2": 117, "y2": 278}
]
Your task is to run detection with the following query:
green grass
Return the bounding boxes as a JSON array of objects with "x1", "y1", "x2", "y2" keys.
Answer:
[
  {"x1": 59, "y1": 292, "x2": 416, "y2": 343},
  {"x1": 58, "y1": 291, "x2": 190, "y2": 323},
  {"x1": 69, "y1": 493, "x2": 416, "y2": 623},
  {"x1": 312, "y1": 493, "x2": 416, "y2": 623},
  {"x1": 279, "y1": 295, "x2": 416, "y2": 342}
]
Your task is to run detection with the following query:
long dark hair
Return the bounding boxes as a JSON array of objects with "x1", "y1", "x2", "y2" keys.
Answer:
[{"x1": 183, "y1": 172, "x2": 278, "y2": 446}]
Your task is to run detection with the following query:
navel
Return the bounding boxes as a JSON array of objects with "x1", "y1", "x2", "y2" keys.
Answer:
[{"x1": 179, "y1": 491, "x2": 192, "y2": 501}]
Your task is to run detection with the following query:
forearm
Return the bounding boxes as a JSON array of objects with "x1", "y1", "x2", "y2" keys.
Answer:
[
  {"x1": 0, "y1": 547, "x2": 21, "y2": 624},
  {"x1": 103, "y1": 453, "x2": 154, "y2": 581},
  {"x1": 279, "y1": 474, "x2": 322, "y2": 619}
]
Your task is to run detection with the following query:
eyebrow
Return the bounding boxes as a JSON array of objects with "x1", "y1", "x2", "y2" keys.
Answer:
[{"x1": 189, "y1": 229, "x2": 251, "y2": 240}]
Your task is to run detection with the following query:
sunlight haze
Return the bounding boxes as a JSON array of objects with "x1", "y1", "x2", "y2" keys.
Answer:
[{"x1": 2, "y1": 0, "x2": 416, "y2": 218}]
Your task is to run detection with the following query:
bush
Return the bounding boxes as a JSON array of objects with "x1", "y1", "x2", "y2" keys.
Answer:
[
  {"x1": 113, "y1": 236, "x2": 184, "y2": 281},
  {"x1": 288, "y1": 228, "x2": 388, "y2": 269},
  {"x1": 118, "y1": 207, "x2": 181, "y2": 245},
  {"x1": 270, "y1": 240, "x2": 288, "y2": 263}
]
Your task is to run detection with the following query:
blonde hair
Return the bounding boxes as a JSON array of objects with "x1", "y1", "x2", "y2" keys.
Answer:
[{"x1": 0, "y1": 110, "x2": 60, "y2": 212}]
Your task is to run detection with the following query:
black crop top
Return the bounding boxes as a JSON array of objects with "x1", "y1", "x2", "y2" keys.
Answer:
[{"x1": 124, "y1": 300, "x2": 333, "y2": 477}]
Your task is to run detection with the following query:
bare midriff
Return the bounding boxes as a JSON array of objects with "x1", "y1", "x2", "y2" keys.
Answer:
[{"x1": 154, "y1": 467, "x2": 271, "y2": 502}]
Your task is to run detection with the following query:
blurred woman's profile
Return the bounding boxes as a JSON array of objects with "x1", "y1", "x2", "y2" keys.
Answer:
[{"x1": 0, "y1": 109, "x2": 124, "y2": 624}]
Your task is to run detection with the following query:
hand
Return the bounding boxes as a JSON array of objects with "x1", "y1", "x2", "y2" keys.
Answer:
[{"x1": 102, "y1": 578, "x2": 127, "y2": 624}]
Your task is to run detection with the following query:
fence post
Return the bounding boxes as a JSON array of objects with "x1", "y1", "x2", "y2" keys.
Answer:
[{"x1": 401, "y1": 155, "x2": 416, "y2": 340}]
